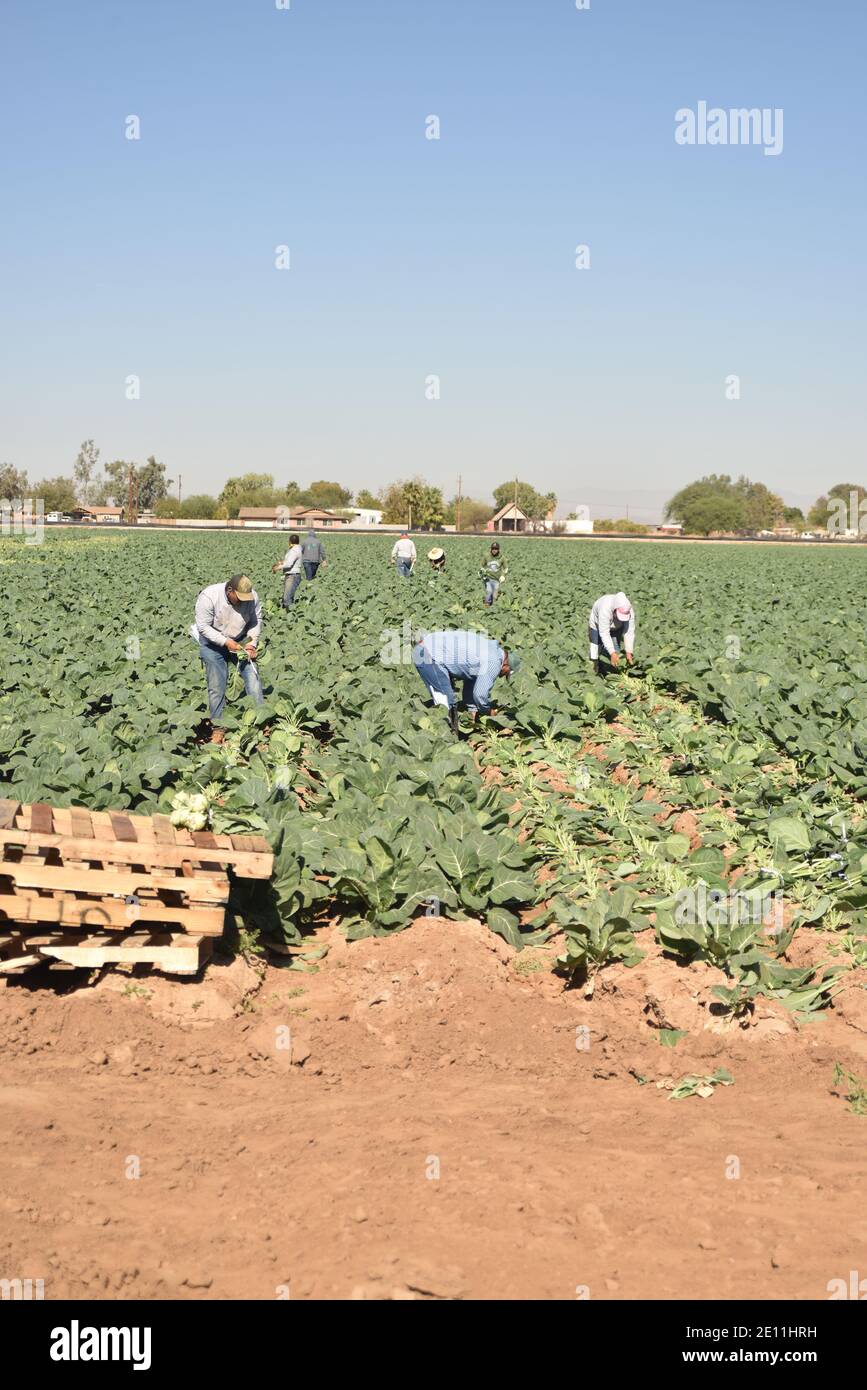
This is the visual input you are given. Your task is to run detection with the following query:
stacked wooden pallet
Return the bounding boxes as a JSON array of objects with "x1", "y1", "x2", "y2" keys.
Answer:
[{"x1": 0, "y1": 799, "x2": 273, "y2": 977}]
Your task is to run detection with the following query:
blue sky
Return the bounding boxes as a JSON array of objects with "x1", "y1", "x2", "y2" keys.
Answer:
[{"x1": 0, "y1": 0, "x2": 864, "y2": 520}]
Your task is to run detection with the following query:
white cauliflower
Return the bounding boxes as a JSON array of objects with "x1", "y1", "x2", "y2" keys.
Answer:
[{"x1": 169, "y1": 789, "x2": 212, "y2": 832}]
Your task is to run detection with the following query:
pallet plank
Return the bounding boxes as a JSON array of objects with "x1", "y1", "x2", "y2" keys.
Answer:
[
  {"x1": 40, "y1": 935, "x2": 212, "y2": 975},
  {"x1": 151, "y1": 815, "x2": 176, "y2": 845},
  {"x1": 110, "y1": 812, "x2": 138, "y2": 843},
  {"x1": 0, "y1": 894, "x2": 226, "y2": 934},
  {"x1": 70, "y1": 808, "x2": 94, "y2": 838},
  {"x1": 191, "y1": 831, "x2": 220, "y2": 850},
  {"x1": 0, "y1": 830, "x2": 271, "y2": 877},
  {"x1": 30, "y1": 803, "x2": 54, "y2": 834},
  {"x1": 1, "y1": 862, "x2": 229, "y2": 901},
  {"x1": 0, "y1": 800, "x2": 20, "y2": 830}
]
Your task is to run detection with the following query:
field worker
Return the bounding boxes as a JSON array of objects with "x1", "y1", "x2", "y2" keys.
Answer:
[
  {"x1": 480, "y1": 542, "x2": 508, "y2": 606},
  {"x1": 391, "y1": 531, "x2": 416, "y2": 578},
  {"x1": 412, "y1": 629, "x2": 519, "y2": 734},
  {"x1": 589, "y1": 591, "x2": 635, "y2": 673},
  {"x1": 427, "y1": 546, "x2": 446, "y2": 574},
  {"x1": 271, "y1": 532, "x2": 303, "y2": 607},
  {"x1": 301, "y1": 529, "x2": 327, "y2": 580},
  {"x1": 194, "y1": 575, "x2": 264, "y2": 742}
]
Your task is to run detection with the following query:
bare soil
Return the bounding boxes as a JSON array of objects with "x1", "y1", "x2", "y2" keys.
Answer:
[{"x1": 1, "y1": 919, "x2": 865, "y2": 1301}]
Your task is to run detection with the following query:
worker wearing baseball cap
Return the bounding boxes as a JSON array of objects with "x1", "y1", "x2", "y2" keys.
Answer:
[
  {"x1": 193, "y1": 575, "x2": 264, "y2": 740},
  {"x1": 588, "y1": 591, "x2": 635, "y2": 674},
  {"x1": 412, "y1": 629, "x2": 520, "y2": 735}
]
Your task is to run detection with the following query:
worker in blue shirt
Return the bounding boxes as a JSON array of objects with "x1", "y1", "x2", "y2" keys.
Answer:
[{"x1": 412, "y1": 629, "x2": 520, "y2": 733}]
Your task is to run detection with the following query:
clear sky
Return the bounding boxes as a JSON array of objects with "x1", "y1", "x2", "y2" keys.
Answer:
[{"x1": 1, "y1": 0, "x2": 864, "y2": 521}]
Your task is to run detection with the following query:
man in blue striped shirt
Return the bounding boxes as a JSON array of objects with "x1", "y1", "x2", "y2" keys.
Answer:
[{"x1": 412, "y1": 629, "x2": 519, "y2": 733}]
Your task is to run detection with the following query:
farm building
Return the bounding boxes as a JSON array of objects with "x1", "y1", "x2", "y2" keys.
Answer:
[
  {"x1": 236, "y1": 506, "x2": 350, "y2": 529},
  {"x1": 350, "y1": 506, "x2": 384, "y2": 527},
  {"x1": 70, "y1": 506, "x2": 124, "y2": 523},
  {"x1": 487, "y1": 502, "x2": 529, "y2": 533}
]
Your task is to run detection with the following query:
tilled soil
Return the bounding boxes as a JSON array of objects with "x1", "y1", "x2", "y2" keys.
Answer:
[{"x1": 1, "y1": 919, "x2": 865, "y2": 1301}]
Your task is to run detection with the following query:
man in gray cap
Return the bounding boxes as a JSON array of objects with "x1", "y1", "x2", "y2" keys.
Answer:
[{"x1": 193, "y1": 574, "x2": 264, "y2": 741}]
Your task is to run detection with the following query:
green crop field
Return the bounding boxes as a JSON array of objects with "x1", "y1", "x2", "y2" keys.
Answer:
[{"x1": 3, "y1": 529, "x2": 867, "y2": 1018}]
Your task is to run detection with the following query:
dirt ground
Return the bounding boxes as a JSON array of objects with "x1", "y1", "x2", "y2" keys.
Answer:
[{"x1": 1, "y1": 918, "x2": 865, "y2": 1301}]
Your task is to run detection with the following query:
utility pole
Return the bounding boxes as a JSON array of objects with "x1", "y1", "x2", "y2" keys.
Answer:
[
  {"x1": 178, "y1": 474, "x2": 182, "y2": 504},
  {"x1": 408, "y1": 500, "x2": 412, "y2": 531},
  {"x1": 456, "y1": 474, "x2": 462, "y2": 533},
  {"x1": 127, "y1": 464, "x2": 136, "y2": 526}
]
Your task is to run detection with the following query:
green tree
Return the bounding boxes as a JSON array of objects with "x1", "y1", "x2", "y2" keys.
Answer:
[
  {"x1": 137, "y1": 456, "x2": 172, "y2": 510},
  {"x1": 73, "y1": 439, "x2": 100, "y2": 505},
  {"x1": 734, "y1": 477, "x2": 783, "y2": 531},
  {"x1": 444, "y1": 496, "x2": 493, "y2": 531},
  {"x1": 807, "y1": 482, "x2": 866, "y2": 531},
  {"x1": 304, "y1": 479, "x2": 352, "y2": 509},
  {"x1": 782, "y1": 506, "x2": 806, "y2": 531},
  {"x1": 34, "y1": 476, "x2": 77, "y2": 512},
  {"x1": 155, "y1": 497, "x2": 181, "y2": 518},
  {"x1": 492, "y1": 480, "x2": 557, "y2": 524},
  {"x1": 355, "y1": 489, "x2": 382, "y2": 509},
  {"x1": 594, "y1": 518, "x2": 649, "y2": 535},
  {"x1": 0, "y1": 462, "x2": 29, "y2": 501},
  {"x1": 381, "y1": 477, "x2": 444, "y2": 528},
  {"x1": 218, "y1": 473, "x2": 279, "y2": 517},
  {"x1": 178, "y1": 494, "x2": 218, "y2": 519},
  {"x1": 680, "y1": 495, "x2": 744, "y2": 535},
  {"x1": 92, "y1": 460, "x2": 132, "y2": 506}
]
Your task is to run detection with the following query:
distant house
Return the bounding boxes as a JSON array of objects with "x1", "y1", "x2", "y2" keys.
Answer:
[
  {"x1": 293, "y1": 507, "x2": 350, "y2": 528},
  {"x1": 487, "y1": 502, "x2": 529, "y2": 533},
  {"x1": 236, "y1": 508, "x2": 284, "y2": 528},
  {"x1": 656, "y1": 522, "x2": 683, "y2": 535},
  {"x1": 236, "y1": 506, "x2": 350, "y2": 529},
  {"x1": 350, "y1": 506, "x2": 383, "y2": 527},
  {"x1": 70, "y1": 505, "x2": 124, "y2": 524}
]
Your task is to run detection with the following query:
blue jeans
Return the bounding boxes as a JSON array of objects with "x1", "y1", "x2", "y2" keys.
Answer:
[
  {"x1": 412, "y1": 642, "x2": 476, "y2": 711},
  {"x1": 484, "y1": 579, "x2": 500, "y2": 605},
  {"x1": 282, "y1": 572, "x2": 302, "y2": 607},
  {"x1": 199, "y1": 640, "x2": 264, "y2": 723},
  {"x1": 396, "y1": 559, "x2": 413, "y2": 579},
  {"x1": 303, "y1": 561, "x2": 320, "y2": 581},
  {"x1": 589, "y1": 624, "x2": 624, "y2": 663}
]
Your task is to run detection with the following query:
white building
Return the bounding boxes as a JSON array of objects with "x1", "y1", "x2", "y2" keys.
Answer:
[{"x1": 350, "y1": 507, "x2": 383, "y2": 527}]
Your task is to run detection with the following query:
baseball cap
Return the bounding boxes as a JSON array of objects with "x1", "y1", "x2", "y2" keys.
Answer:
[{"x1": 229, "y1": 575, "x2": 254, "y2": 599}]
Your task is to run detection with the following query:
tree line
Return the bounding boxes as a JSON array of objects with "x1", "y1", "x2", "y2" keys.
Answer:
[
  {"x1": 0, "y1": 444, "x2": 558, "y2": 530},
  {"x1": 663, "y1": 476, "x2": 862, "y2": 536}
]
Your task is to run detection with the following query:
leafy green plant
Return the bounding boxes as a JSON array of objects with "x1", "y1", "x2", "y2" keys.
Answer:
[
  {"x1": 555, "y1": 885, "x2": 648, "y2": 987},
  {"x1": 832, "y1": 1063, "x2": 867, "y2": 1116}
]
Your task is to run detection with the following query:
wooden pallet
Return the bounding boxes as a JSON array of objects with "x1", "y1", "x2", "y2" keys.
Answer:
[
  {"x1": 0, "y1": 799, "x2": 273, "y2": 976},
  {"x1": 0, "y1": 930, "x2": 213, "y2": 976}
]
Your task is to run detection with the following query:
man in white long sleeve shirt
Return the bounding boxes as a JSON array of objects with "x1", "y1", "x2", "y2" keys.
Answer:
[
  {"x1": 271, "y1": 533, "x2": 303, "y2": 608},
  {"x1": 589, "y1": 591, "x2": 635, "y2": 673},
  {"x1": 194, "y1": 575, "x2": 264, "y2": 739},
  {"x1": 391, "y1": 533, "x2": 416, "y2": 578}
]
